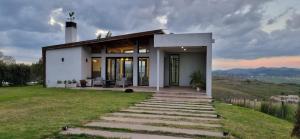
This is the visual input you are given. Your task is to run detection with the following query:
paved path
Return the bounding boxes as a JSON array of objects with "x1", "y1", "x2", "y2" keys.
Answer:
[{"x1": 61, "y1": 90, "x2": 227, "y2": 138}]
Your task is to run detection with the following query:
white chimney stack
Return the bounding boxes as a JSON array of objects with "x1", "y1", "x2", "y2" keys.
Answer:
[{"x1": 65, "y1": 21, "x2": 77, "y2": 43}]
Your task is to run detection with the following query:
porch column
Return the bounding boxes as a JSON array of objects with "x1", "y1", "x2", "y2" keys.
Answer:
[
  {"x1": 133, "y1": 43, "x2": 138, "y2": 86},
  {"x1": 156, "y1": 48, "x2": 160, "y2": 91},
  {"x1": 101, "y1": 46, "x2": 106, "y2": 80},
  {"x1": 206, "y1": 45, "x2": 212, "y2": 97}
]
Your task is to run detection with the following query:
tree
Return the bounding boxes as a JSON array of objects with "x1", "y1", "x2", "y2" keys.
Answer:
[
  {"x1": 0, "y1": 51, "x2": 16, "y2": 64},
  {"x1": 0, "y1": 61, "x2": 6, "y2": 86},
  {"x1": 292, "y1": 103, "x2": 300, "y2": 138},
  {"x1": 30, "y1": 58, "x2": 43, "y2": 83}
]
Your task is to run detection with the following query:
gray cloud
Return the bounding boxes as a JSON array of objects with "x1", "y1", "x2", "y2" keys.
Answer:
[
  {"x1": 287, "y1": 13, "x2": 300, "y2": 29},
  {"x1": 0, "y1": 0, "x2": 299, "y2": 63}
]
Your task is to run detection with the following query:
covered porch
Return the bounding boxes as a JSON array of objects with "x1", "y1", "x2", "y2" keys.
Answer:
[{"x1": 154, "y1": 33, "x2": 213, "y2": 97}]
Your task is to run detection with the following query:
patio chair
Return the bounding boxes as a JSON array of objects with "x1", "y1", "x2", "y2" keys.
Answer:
[
  {"x1": 92, "y1": 77, "x2": 104, "y2": 87},
  {"x1": 115, "y1": 77, "x2": 128, "y2": 88}
]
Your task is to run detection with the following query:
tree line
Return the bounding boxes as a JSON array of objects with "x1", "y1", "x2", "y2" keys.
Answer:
[{"x1": 0, "y1": 51, "x2": 43, "y2": 86}]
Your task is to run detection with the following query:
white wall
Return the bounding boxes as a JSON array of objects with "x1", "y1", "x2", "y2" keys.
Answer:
[
  {"x1": 179, "y1": 52, "x2": 206, "y2": 86},
  {"x1": 46, "y1": 47, "x2": 83, "y2": 87},
  {"x1": 81, "y1": 47, "x2": 91, "y2": 79},
  {"x1": 154, "y1": 33, "x2": 213, "y2": 47},
  {"x1": 149, "y1": 47, "x2": 164, "y2": 87}
]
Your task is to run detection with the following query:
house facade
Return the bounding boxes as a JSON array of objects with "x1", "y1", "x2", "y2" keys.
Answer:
[{"x1": 42, "y1": 21, "x2": 214, "y2": 96}]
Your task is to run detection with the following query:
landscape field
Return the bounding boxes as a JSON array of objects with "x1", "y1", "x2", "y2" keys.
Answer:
[{"x1": 212, "y1": 76, "x2": 300, "y2": 100}]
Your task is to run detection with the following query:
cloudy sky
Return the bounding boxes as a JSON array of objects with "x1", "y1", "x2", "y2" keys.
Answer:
[{"x1": 0, "y1": 0, "x2": 299, "y2": 69}]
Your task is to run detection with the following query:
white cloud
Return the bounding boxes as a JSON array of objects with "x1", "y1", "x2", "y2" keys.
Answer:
[
  {"x1": 95, "y1": 29, "x2": 109, "y2": 38},
  {"x1": 48, "y1": 8, "x2": 64, "y2": 31},
  {"x1": 156, "y1": 15, "x2": 168, "y2": 28}
]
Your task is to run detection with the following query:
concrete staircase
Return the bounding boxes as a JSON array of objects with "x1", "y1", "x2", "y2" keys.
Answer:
[{"x1": 61, "y1": 90, "x2": 228, "y2": 138}]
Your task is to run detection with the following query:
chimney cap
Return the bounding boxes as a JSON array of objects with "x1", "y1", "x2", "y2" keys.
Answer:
[{"x1": 66, "y1": 21, "x2": 77, "y2": 28}]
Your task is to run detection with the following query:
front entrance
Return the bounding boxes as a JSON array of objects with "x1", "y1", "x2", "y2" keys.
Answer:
[
  {"x1": 106, "y1": 57, "x2": 133, "y2": 85},
  {"x1": 138, "y1": 57, "x2": 149, "y2": 86},
  {"x1": 169, "y1": 55, "x2": 180, "y2": 86}
]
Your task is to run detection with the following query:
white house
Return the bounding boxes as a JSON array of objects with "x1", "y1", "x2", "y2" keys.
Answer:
[{"x1": 42, "y1": 21, "x2": 214, "y2": 96}]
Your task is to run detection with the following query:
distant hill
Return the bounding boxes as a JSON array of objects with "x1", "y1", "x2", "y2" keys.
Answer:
[{"x1": 213, "y1": 67, "x2": 300, "y2": 77}]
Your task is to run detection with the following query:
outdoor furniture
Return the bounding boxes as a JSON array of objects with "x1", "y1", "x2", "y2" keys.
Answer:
[
  {"x1": 115, "y1": 77, "x2": 128, "y2": 88},
  {"x1": 92, "y1": 77, "x2": 104, "y2": 87},
  {"x1": 86, "y1": 79, "x2": 92, "y2": 87},
  {"x1": 104, "y1": 80, "x2": 114, "y2": 88}
]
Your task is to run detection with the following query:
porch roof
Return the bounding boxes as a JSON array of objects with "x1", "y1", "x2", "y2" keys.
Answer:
[
  {"x1": 43, "y1": 29, "x2": 165, "y2": 51},
  {"x1": 154, "y1": 33, "x2": 214, "y2": 48}
]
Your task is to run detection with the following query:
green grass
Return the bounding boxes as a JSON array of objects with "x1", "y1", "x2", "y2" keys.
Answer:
[
  {"x1": 215, "y1": 102, "x2": 295, "y2": 139},
  {"x1": 0, "y1": 86, "x2": 151, "y2": 139},
  {"x1": 213, "y1": 77, "x2": 300, "y2": 100}
]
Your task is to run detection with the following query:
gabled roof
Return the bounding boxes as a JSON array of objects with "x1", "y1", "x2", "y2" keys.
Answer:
[{"x1": 43, "y1": 29, "x2": 165, "y2": 51}]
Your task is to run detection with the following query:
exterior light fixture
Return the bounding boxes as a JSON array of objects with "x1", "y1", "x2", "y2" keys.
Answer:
[
  {"x1": 184, "y1": 48, "x2": 187, "y2": 51},
  {"x1": 181, "y1": 46, "x2": 184, "y2": 49}
]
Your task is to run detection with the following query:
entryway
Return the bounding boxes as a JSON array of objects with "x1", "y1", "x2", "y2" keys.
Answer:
[{"x1": 169, "y1": 54, "x2": 180, "y2": 86}]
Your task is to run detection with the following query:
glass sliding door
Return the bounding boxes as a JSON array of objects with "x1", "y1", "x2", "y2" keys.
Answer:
[
  {"x1": 92, "y1": 58, "x2": 101, "y2": 79},
  {"x1": 106, "y1": 57, "x2": 133, "y2": 85},
  {"x1": 106, "y1": 58, "x2": 116, "y2": 81},
  {"x1": 138, "y1": 57, "x2": 149, "y2": 86},
  {"x1": 124, "y1": 58, "x2": 133, "y2": 85},
  {"x1": 169, "y1": 55, "x2": 180, "y2": 86}
]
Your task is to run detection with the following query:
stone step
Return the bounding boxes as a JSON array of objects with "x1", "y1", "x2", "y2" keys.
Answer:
[
  {"x1": 129, "y1": 106, "x2": 216, "y2": 114},
  {"x1": 121, "y1": 109, "x2": 218, "y2": 118},
  {"x1": 62, "y1": 127, "x2": 192, "y2": 139},
  {"x1": 100, "y1": 116, "x2": 222, "y2": 128},
  {"x1": 158, "y1": 91, "x2": 206, "y2": 95},
  {"x1": 154, "y1": 94, "x2": 211, "y2": 99},
  {"x1": 151, "y1": 97, "x2": 213, "y2": 102},
  {"x1": 85, "y1": 121, "x2": 225, "y2": 138},
  {"x1": 135, "y1": 103, "x2": 214, "y2": 110},
  {"x1": 110, "y1": 112, "x2": 220, "y2": 122},
  {"x1": 141, "y1": 101, "x2": 212, "y2": 106}
]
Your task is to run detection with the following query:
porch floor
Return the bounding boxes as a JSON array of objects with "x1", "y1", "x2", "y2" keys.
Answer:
[{"x1": 74, "y1": 86, "x2": 207, "y2": 95}]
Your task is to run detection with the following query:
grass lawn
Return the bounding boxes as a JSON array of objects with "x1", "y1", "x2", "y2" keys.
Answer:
[
  {"x1": 215, "y1": 102, "x2": 296, "y2": 139},
  {"x1": 0, "y1": 86, "x2": 151, "y2": 139}
]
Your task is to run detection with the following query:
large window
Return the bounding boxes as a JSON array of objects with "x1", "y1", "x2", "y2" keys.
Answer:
[
  {"x1": 92, "y1": 58, "x2": 101, "y2": 79},
  {"x1": 106, "y1": 44, "x2": 134, "y2": 54},
  {"x1": 91, "y1": 47, "x2": 102, "y2": 54},
  {"x1": 138, "y1": 57, "x2": 149, "y2": 86},
  {"x1": 106, "y1": 57, "x2": 133, "y2": 85},
  {"x1": 138, "y1": 39, "x2": 150, "y2": 53}
]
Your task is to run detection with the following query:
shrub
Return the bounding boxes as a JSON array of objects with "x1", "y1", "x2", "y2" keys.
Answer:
[
  {"x1": 72, "y1": 79, "x2": 77, "y2": 83},
  {"x1": 57, "y1": 80, "x2": 62, "y2": 84}
]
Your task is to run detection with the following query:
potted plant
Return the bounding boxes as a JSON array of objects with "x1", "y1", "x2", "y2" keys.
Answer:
[
  {"x1": 80, "y1": 80, "x2": 87, "y2": 87},
  {"x1": 66, "y1": 79, "x2": 77, "y2": 88},
  {"x1": 190, "y1": 70, "x2": 205, "y2": 92},
  {"x1": 56, "y1": 80, "x2": 65, "y2": 88}
]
